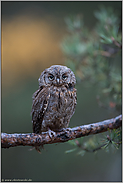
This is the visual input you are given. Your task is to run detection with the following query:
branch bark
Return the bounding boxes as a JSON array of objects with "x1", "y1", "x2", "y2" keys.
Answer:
[{"x1": 1, "y1": 115, "x2": 122, "y2": 149}]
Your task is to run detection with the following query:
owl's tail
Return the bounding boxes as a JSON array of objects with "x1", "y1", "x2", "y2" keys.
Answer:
[{"x1": 29, "y1": 145, "x2": 44, "y2": 153}]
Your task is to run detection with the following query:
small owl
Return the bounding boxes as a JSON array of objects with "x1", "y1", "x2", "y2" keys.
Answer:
[{"x1": 31, "y1": 65, "x2": 77, "y2": 135}]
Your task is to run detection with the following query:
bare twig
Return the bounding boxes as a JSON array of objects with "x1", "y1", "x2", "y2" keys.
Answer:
[
  {"x1": 111, "y1": 36, "x2": 122, "y2": 48},
  {"x1": 75, "y1": 139, "x2": 108, "y2": 153},
  {"x1": 1, "y1": 115, "x2": 122, "y2": 149}
]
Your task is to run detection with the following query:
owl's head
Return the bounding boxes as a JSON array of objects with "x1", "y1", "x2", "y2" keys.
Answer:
[{"x1": 38, "y1": 65, "x2": 76, "y2": 87}]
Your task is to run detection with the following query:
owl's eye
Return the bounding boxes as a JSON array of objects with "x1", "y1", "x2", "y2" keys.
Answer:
[
  {"x1": 62, "y1": 74, "x2": 68, "y2": 80},
  {"x1": 48, "y1": 74, "x2": 54, "y2": 81}
]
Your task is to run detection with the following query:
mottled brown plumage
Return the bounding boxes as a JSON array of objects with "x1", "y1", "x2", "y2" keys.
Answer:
[{"x1": 31, "y1": 65, "x2": 77, "y2": 135}]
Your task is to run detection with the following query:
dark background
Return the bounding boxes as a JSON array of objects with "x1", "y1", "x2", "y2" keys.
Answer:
[{"x1": 1, "y1": 1, "x2": 122, "y2": 181}]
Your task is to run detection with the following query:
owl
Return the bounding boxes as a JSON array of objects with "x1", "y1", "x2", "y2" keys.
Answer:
[{"x1": 31, "y1": 65, "x2": 77, "y2": 135}]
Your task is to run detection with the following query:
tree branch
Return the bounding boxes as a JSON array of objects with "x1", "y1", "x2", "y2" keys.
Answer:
[{"x1": 1, "y1": 115, "x2": 122, "y2": 149}]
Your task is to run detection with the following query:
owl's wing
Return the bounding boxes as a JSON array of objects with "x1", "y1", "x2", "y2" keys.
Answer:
[
  {"x1": 31, "y1": 87, "x2": 50, "y2": 134},
  {"x1": 32, "y1": 86, "x2": 43, "y2": 102}
]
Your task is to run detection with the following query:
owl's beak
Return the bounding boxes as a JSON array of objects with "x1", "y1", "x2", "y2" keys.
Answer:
[{"x1": 56, "y1": 78, "x2": 60, "y2": 85}]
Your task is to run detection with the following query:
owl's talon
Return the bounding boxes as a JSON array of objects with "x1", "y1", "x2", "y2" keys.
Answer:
[
  {"x1": 59, "y1": 128, "x2": 72, "y2": 132},
  {"x1": 48, "y1": 129, "x2": 56, "y2": 138},
  {"x1": 66, "y1": 127, "x2": 72, "y2": 132}
]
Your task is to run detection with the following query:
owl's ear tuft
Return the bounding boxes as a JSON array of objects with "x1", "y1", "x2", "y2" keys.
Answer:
[
  {"x1": 70, "y1": 71, "x2": 76, "y2": 86},
  {"x1": 38, "y1": 70, "x2": 47, "y2": 87}
]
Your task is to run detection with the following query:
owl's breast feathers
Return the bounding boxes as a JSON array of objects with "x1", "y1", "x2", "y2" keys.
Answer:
[{"x1": 32, "y1": 85, "x2": 77, "y2": 133}]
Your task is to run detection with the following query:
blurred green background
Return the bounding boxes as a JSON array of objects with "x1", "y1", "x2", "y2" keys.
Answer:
[{"x1": 1, "y1": 1, "x2": 121, "y2": 182}]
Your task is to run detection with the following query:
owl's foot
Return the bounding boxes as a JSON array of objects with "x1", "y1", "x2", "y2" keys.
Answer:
[
  {"x1": 58, "y1": 127, "x2": 72, "y2": 132},
  {"x1": 47, "y1": 128, "x2": 56, "y2": 139},
  {"x1": 66, "y1": 127, "x2": 72, "y2": 132}
]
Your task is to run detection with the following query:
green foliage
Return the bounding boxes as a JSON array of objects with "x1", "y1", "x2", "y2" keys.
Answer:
[
  {"x1": 62, "y1": 6, "x2": 122, "y2": 156},
  {"x1": 94, "y1": 6, "x2": 121, "y2": 43},
  {"x1": 61, "y1": 6, "x2": 122, "y2": 113},
  {"x1": 65, "y1": 128, "x2": 122, "y2": 156}
]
